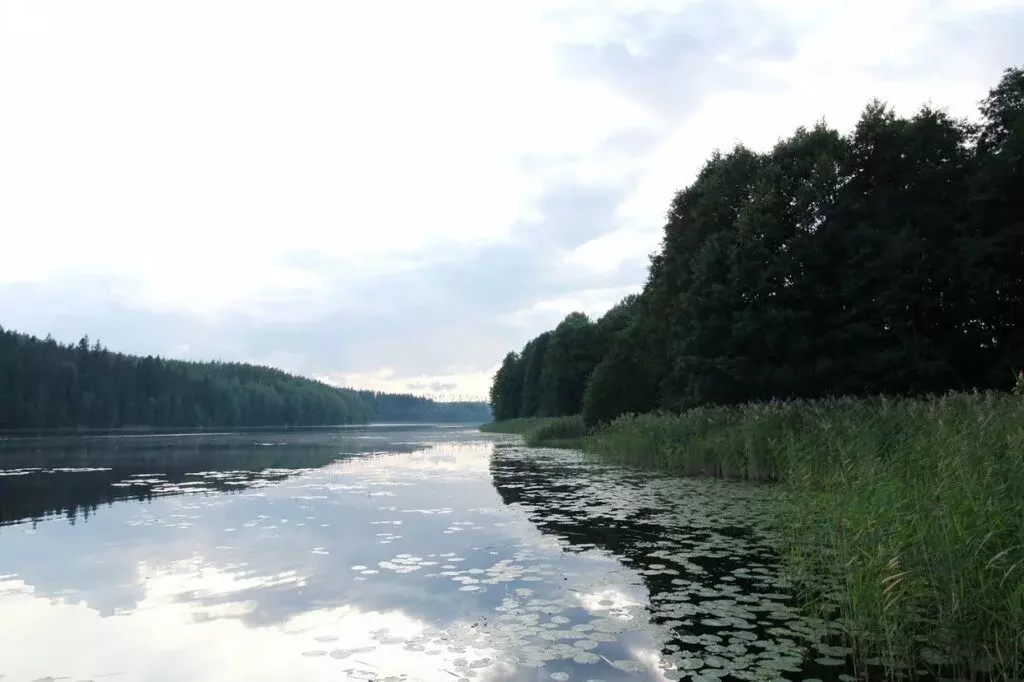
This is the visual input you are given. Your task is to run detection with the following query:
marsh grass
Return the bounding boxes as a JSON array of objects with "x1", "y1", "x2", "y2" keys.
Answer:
[
  {"x1": 479, "y1": 418, "x2": 555, "y2": 437},
  {"x1": 481, "y1": 415, "x2": 588, "y2": 447},
  {"x1": 483, "y1": 394, "x2": 1024, "y2": 679},
  {"x1": 521, "y1": 415, "x2": 587, "y2": 447}
]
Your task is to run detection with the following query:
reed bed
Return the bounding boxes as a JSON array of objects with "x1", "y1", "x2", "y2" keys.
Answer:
[{"x1": 482, "y1": 393, "x2": 1024, "y2": 679}]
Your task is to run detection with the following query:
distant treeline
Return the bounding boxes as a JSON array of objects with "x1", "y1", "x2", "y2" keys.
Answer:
[
  {"x1": 354, "y1": 390, "x2": 491, "y2": 423},
  {"x1": 491, "y1": 66, "x2": 1024, "y2": 425},
  {"x1": 0, "y1": 327, "x2": 490, "y2": 429}
]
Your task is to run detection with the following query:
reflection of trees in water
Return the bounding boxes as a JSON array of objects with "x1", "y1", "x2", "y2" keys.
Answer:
[
  {"x1": 487, "y1": 445, "x2": 849, "y2": 681},
  {"x1": 0, "y1": 437, "x2": 421, "y2": 528},
  {"x1": 490, "y1": 446, "x2": 687, "y2": 596},
  {"x1": 489, "y1": 445, "x2": 769, "y2": 589}
]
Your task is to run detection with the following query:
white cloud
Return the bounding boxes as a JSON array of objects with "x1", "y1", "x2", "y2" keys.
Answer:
[
  {"x1": 0, "y1": 562, "x2": 510, "y2": 682},
  {"x1": 0, "y1": 0, "x2": 647, "y2": 313},
  {"x1": 2, "y1": 0, "x2": 1023, "y2": 397},
  {"x1": 588, "y1": 0, "x2": 1024, "y2": 273},
  {"x1": 563, "y1": 226, "x2": 659, "y2": 275},
  {"x1": 501, "y1": 285, "x2": 640, "y2": 330},
  {"x1": 318, "y1": 367, "x2": 498, "y2": 402}
]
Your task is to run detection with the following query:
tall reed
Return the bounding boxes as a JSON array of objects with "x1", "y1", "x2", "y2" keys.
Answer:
[
  {"x1": 483, "y1": 394, "x2": 1024, "y2": 678},
  {"x1": 479, "y1": 417, "x2": 555, "y2": 437}
]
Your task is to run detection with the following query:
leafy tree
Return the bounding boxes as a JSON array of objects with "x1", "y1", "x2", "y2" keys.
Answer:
[
  {"x1": 582, "y1": 320, "x2": 659, "y2": 426},
  {"x1": 822, "y1": 103, "x2": 976, "y2": 396},
  {"x1": 538, "y1": 313, "x2": 602, "y2": 417},
  {"x1": 593, "y1": 295, "x2": 640, "y2": 355},
  {"x1": 490, "y1": 64, "x2": 1024, "y2": 423},
  {"x1": 518, "y1": 332, "x2": 550, "y2": 418},
  {"x1": 966, "y1": 67, "x2": 1024, "y2": 386},
  {"x1": 651, "y1": 145, "x2": 762, "y2": 409},
  {"x1": 489, "y1": 352, "x2": 524, "y2": 421},
  {"x1": 704, "y1": 123, "x2": 846, "y2": 402}
]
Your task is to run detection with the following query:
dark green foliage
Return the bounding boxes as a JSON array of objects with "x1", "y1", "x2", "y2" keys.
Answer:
[
  {"x1": 522, "y1": 415, "x2": 587, "y2": 447},
  {"x1": 479, "y1": 417, "x2": 553, "y2": 436},
  {"x1": 538, "y1": 313, "x2": 600, "y2": 417},
  {"x1": 489, "y1": 298, "x2": 642, "y2": 421},
  {"x1": 582, "y1": 322, "x2": 658, "y2": 427},
  {"x1": 489, "y1": 352, "x2": 524, "y2": 421},
  {"x1": 517, "y1": 332, "x2": 550, "y2": 418},
  {"x1": 591, "y1": 294, "x2": 639, "y2": 349},
  {"x1": 0, "y1": 327, "x2": 368, "y2": 428},
  {"x1": 967, "y1": 67, "x2": 1024, "y2": 384},
  {"x1": 653, "y1": 145, "x2": 765, "y2": 407},
  {"x1": 820, "y1": 104, "x2": 978, "y2": 395},
  {"x1": 0, "y1": 327, "x2": 490, "y2": 429},
  {"x1": 480, "y1": 415, "x2": 588, "y2": 447},
  {"x1": 355, "y1": 391, "x2": 490, "y2": 423},
  {"x1": 491, "y1": 65, "x2": 1024, "y2": 424}
]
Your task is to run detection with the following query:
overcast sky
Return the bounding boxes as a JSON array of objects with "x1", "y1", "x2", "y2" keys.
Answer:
[{"x1": 2, "y1": 0, "x2": 1023, "y2": 400}]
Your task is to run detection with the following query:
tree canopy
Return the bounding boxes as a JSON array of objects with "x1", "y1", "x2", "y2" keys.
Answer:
[
  {"x1": 488, "y1": 297, "x2": 641, "y2": 421},
  {"x1": 490, "y1": 66, "x2": 1024, "y2": 426}
]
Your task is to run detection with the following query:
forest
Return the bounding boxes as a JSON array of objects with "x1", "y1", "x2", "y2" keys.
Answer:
[
  {"x1": 0, "y1": 327, "x2": 490, "y2": 429},
  {"x1": 485, "y1": 66, "x2": 1024, "y2": 678},
  {"x1": 489, "y1": 66, "x2": 1024, "y2": 425},
  {"x1": 355, "y1": 389, "x2": 492, "y2": 424}
]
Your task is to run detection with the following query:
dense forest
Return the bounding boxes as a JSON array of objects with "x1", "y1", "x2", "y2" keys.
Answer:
[
  {"x1": 355, "y1": 390, "x2": 492, "y2": 423},
  {"x1": 490, "y1": 66, "x2": 1024, "y2": 426},
  {"x1": 0, "y1": 327, "x2": 490, "y2": 429}
]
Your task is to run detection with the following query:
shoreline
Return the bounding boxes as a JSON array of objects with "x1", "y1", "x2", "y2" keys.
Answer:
[{"x1": 481, "y1": 393, "x2": 1024, "y2": 680}]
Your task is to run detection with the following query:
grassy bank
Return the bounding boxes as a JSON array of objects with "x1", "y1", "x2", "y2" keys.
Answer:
[
  {"x1": 480, "y1": 417, "x2": 558, "y2": 438},
  {"x1": 482, "y1": 394, "x2": 1024, "y2": 679},
  {"x1": 481, "y1": 415, "x2": 586, "y2": 447}
]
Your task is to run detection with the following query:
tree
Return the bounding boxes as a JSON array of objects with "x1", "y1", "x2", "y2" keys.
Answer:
[
  {"x1": 966, "y1": 67, "x2": 1024, "y2": 386},
  {"x1": 582, "y1": 321, "x2": 659, "y2": 426},
  {"x1": 711, "y1": 123, "x2": 846, "y2": 401},
  {"x1": 489, "y1": 64, "x2": 1024, "y2": 418},
  {"x1": 489, "y1": 352, "x2": 524, "y2": 421},
  {"x1": 652, "y1": 145, "x2": 763, "y2": 408},
  {"x1": 538, "y1": 313, "x2": 602, "y2": 416},
  {"x1": 818, "y1": 103, "x2": 976, "y2": 396},
  {"x1": 518, "y1": 332, "x2": 550, "y2": 418}
]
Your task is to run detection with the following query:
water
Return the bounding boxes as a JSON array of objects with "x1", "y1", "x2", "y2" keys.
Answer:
[{"x1": 0, "y1": 426, "x2": 851, "y2": 682}]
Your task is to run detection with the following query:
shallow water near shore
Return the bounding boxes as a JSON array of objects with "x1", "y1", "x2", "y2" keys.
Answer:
[{"x1": 0, "y1": 425, "x2": 854, "y2": 681}]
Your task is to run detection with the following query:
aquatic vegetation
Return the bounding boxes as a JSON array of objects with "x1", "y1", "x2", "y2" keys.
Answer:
[
  {"x1": 480, "y1": 418, "x2": 556, "y2": 437},
  {"x1": 488, "y1": 446, "x2": 853, "y2": 681},
  {"x1": 8, "y1": 423, "x2": 1017, "y2": 680},
  {"x1": 484, "y1": 393, "x2": 1024, "y2": 679},
  {"x1": 521, "y1": 416, "x2": 588, "y2": 448}
]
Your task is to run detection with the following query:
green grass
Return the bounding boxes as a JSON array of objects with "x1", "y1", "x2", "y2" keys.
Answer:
[
  {"x1": 483, "y1": 394, "x2": 1024, "y2": 679},
  {"x1": 479, "y1": 417, "x2": 558, "y2": 437},
  {"x1": 481, "y1": 415, "x2": 588, "y2": 447}
]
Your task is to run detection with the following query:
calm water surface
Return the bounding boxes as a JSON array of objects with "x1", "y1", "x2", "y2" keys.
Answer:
[{"x1": 0, "y1": 426, "x2": 850, "y2": 682}]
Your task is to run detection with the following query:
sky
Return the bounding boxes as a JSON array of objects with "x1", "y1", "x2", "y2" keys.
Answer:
[{"x1": 2, "y1": 0, "x2": 1023, "y2": 401}]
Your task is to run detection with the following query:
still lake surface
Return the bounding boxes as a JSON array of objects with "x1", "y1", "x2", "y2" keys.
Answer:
[{"x1": 0, "y1": 425, "x2": 850, "y2": 682}]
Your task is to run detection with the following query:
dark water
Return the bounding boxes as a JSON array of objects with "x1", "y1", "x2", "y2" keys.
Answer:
[{"x1": 0, "y1": 426, "x2": 851, "y2": 682}]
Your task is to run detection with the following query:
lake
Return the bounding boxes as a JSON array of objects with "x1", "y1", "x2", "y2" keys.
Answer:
[{"x1": 0, "y1": 425, "x2": 852, "y2": 682}]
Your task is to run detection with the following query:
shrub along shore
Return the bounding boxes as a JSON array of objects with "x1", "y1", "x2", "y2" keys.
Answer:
[{"x1": 481, "y1": 393, "x2": 1024, "y2": 679}]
